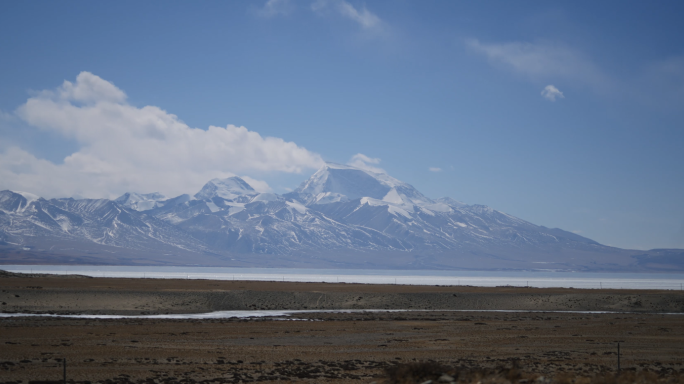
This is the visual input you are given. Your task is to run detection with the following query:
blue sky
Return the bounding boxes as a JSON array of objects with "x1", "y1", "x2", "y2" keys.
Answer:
[{"x1": 1, "y1": 0, "x2": 683, "y2": 250}]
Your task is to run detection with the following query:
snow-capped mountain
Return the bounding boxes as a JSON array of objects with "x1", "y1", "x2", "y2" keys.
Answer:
[
  {"x1": 194, "y1": 177, "x2": 258, "y2": 201},
  {"x1": 287, "y1": 163, "x2": 444, "y2": 210},
  {"x1": 0, "y1": 190, "x2": 224, "y2": 266},
  {"x1": 286, "y1": 163, "x2": 602, "y2": 257},
  {"x1": 1, "y1": 164, "x2": 679, "y2": 271},
  {"x1": 143, "y1": 175, "x2": 401, "y2": 255}
]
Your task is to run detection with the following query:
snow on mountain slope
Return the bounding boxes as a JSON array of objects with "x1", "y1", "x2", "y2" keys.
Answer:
[
  {"x1": 194, "y1": 177, "x2": 258, "y2": 201},
  {"x1": 287, "y1": 163, "x2": 444, "y2": 212},
  {"x1": 148, "y1": 177, "x2": 266, "y2": 225},
  {"x1": 147, "y1": 164, "x2": 605, "y2": 257},
  {"x1": 291, "y1": 163, "x2": 391, "y2": 203},
  {"x1": 0, "y1": 190, "x2": 211, "y2": 256},
  {"x1": 0, "y1": 190, "x2": 32, "y2": 213},
  {"x1": 134, "y1": 173, "x2": 413, "y2": 255},
  {"x1": 285, "y1": 163, "x2": 605, "y2": 255},
  {"x1": 435, "y1": 196, "x2": 467, "y2": 208},
  {"x1": 288, "y1": 163, "x2": 454, "y2": 226},
  {"x1": 115, "y1": 192, "x2": 167, "y2": 211},
  {"x1": 173, "y1": 197, "x2": 409, "y2": 255},
  {"x1": 0, "y1": 163, "x2": 651, "y2": 271}
]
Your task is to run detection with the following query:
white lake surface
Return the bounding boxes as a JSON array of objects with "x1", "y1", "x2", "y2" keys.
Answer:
[
  {"x1": 2, "y1": 309, "x2": 683, "y2": 320},
  {"x1": 3, "y1": 265, "x2": 684, "y2": 290}
]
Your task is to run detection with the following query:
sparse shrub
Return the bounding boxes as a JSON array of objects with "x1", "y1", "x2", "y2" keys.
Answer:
[
  {"x1": 384, "y1": 362, "x2": 452, "y2": 384},
  {"x1": 382, "y1": 363, "x2": 684, "y2": 384}
]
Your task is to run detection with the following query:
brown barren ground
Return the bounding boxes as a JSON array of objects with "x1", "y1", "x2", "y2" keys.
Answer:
[{"x1": 1, "y1": 273, "x2": 684, "y2": 384}]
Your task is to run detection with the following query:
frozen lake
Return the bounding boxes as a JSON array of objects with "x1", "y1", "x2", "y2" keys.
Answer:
[
  {"x1": 2, "y1": 265, "x2": 684, "y2": 290},
  {"x1": 2, "y1": 309, "x2": 683, "y2": 320}
]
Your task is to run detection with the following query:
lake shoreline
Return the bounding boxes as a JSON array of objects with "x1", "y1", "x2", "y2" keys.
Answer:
[{"x1": 2, "y1": 272, "x2": 683, "y2": 315}]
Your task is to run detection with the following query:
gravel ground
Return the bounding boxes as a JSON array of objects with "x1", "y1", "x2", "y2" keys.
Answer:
[{"x1": 1, "y1": 273, "x2": 683, "y2": 384}]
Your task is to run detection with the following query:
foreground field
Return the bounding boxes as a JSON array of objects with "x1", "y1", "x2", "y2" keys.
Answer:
[
  {"x1": 1, "y1": 273, "x2": 683, "y2": 383},
  {"x1": 2, "y1": 273, "x2": 684, "y2": 314}
]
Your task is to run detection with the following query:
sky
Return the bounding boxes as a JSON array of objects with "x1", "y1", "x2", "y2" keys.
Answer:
[{"x1": 0, "y1": 0, "x2": 683, "y2": 251}]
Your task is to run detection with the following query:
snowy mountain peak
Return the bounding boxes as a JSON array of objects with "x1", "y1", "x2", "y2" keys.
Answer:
[
  {"x1": 300, "y1": 163, "x2": 390, "y2": 201},
  {"x1": 292, "y1": 162, "x2": 436, "y2": 210},
  {"x1": 194, "y1": 176, "x2": 257, "y2": 201},
  {"x1": 115, "y1": 192, "x2": 167, "y2": 211},
  {"x1": 0, "y1": 190, "x2": 40, "y2": 213},
  {"x1": 435, "y1": 196, "x2": 467, "y2": 208},
  {"x1": 13, "y1": 190, "x2": 40, "y2": 204}
]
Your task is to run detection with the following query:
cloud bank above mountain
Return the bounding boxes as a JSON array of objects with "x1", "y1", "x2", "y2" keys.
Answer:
[
  {"x1": 346, "y1": 153, "x2": 385, "y2": 174},
  {"x1": 0, "y1": 72, "x2": 323, "y2": 199}
]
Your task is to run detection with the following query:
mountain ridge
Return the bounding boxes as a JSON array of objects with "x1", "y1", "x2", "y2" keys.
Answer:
[{"x1": 1, "y1": 164, "x2": 681, "y2": 271}]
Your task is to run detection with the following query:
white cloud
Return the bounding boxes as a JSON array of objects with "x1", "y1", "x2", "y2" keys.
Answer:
[
  {"x1": 1, "y1": 72, "x2": 323, "y2": 198},
  {"x1": 311, "y1": 0, "x2": 386, "y2": 32},
  {"x1": 466, "y1": 39, "x2": 605, "y2": 88},
  {"x1": 255, "y1": 0, "x2": 293, "y2": 18},
  {"x1": 429, "y1": 167, "x2": 442, "y2": 172},
  {"x1": 57, "y1": 72, "x2": 127, "y2": 104},
  {"x1": 349, "y1": 153, "x2": 380, "y2": 165},
  {"x1": 347, "y1": 153, "x2": 385, "y2": 173},
  {"x1": 240, "y1": 176, "x2": 272, "y2": 193},
  {"x1": 541, "y1": 85, "x2": 564, "y2": 101},
  {"x1": 467, "y1": 39, "x2": 684, "y2": 109}
]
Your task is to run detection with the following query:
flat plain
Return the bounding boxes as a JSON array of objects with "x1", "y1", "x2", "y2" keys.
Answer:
[{"x1": 1, "y1": 273, "x2": 683, "y2": 383}]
